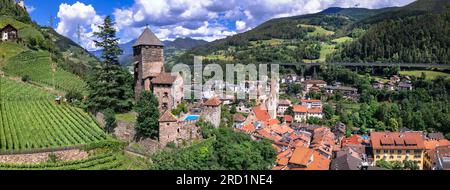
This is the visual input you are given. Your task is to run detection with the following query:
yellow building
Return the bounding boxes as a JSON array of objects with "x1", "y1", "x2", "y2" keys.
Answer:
[{"x1": 370, "y1": 132, "x2": 425, "y2": 170}]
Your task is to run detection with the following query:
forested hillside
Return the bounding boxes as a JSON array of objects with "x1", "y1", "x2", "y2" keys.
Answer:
[
  {"x1": 177, "y1": 0, "x2": 450, "y2": 65},
  {"x1": 328, "y1": 3, "x2": 450, "y2": 63}
]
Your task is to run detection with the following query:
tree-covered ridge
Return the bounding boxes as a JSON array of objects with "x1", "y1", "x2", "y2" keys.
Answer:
[
  {"x1": 328, "y1": 9, "x2": 450, "y2": 64},
  {"x1": 317, "y1": 66, "x2": 450, "y2": 139}
]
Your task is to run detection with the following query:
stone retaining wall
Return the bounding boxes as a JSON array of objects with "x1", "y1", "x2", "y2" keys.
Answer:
[{"x1": 0, "y1": 149, "x2": 88, "y2": 164}]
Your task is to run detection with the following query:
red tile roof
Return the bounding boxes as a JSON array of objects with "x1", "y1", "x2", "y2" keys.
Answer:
[
  {"x1": 151, "y1": 73, "x2": 178, "y2": 85},
  {"x1": 370, "y1": 132, "x2": 425, "y2": 150},
  {"x1": 293, "y1": 105, "x2": 308, "y2": 113},
  {"x1": 284, "y1": 115, "x2": 293, "y2": 122},
  {"x1": 241, "y1": 124, "x2": 255, "y2": 133},
  {"x1": 301, "y1": 99, "x2": 321, "y2": 103},
  {"x1": 308, "y1": 108, "x2": 322, "y2": 114},
  {"x1": 204, "y1": 96, "x2": 222, "y2": 106},
  {"x1": 233, "y1": 114, "x2": 246, "y2": 122},
  {"x1": 424, "y1": 140, "x2": 450, "y2": 150},
  {"x1": 289, "y1": 147, "x2": 314, "y2": 166},
  {"x1": 158, "y1": 111, "x2": 178, "y2": 122},
  {"x1": 341, "y1": 135, "x2": 363, "y2": 147},
  {"x1": 253, "y1": 105, "x2": 271, "y2": 122}
]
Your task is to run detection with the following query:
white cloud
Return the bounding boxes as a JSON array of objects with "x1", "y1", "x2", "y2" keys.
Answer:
[
  {"x1": 55, "y1": 0, "x2": 415, "y2": 48},
  {"x1": 235, "y1": 21, "x2": 246, "y2": 31},
  {"x1": 56, "y1": 1, "x2": 104, "y2": 51},
  {"x1": 26, "y1": 6, "x2": 35, "y2": 13},
  {"x1": 112, "y1": 0, "x2": 415, "y2": 43}
]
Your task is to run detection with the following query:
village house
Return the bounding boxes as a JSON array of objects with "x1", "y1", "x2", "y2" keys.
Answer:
[
  {"x1": 1, "y1": 24, "x2": 18, "y2": 42},
  {"x1": 370, "y1": 131, "x2": 426, "y2": 170},
  {"x1": 286, "y1": 147, "x2": 330, "y2": 170},
  {"x1": 423, "y1": 135, "x2": 450, "y2": 170},
  {"x1": 302, "y1": 80, "x2": 327, "y2": 94},
  {"x1": 292, "y1": 105, "x2": 323, "y2": 122},
  {"x1": 398, "y1": 81, "x2": 413, "y2": 91},
  {"x1": 311, "y1": 127, "x2": 336, "y2": 159},
  {"x1": 331, "y1": 145, "x2": 369, "y2": 170},
  {"x1": 277, "y1": 99, "x2": 292, "y2": 115},
  {"x1": 324, "y1": 83, "x2": 359, "y2": 99},
  {"x1": 300, "y1": 99, "x2": 322, "y2": 109},
  {"x1": 424, "y1": 145, "x2": 450, "y2": 170}
]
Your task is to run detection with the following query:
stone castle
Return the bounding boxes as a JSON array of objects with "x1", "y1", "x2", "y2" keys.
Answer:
[
  {"x1": 133, "y1": 28, "x2": 183, "y2": 111},
  {"x1": 133, "y1": 28, "x2": 199, "y2": 147}
]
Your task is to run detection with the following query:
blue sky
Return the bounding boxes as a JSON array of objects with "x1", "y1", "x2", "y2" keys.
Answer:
[{"x1": 23, "y1": 0, "x2": 416, "y2": 51}]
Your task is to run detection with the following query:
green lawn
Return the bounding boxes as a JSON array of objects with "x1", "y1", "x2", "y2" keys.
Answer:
[
  {"x1": 116, "y1": 113, "x2": 137, "y2": 123},
  {"x1": 300, "y1": 24, "x2": 335, "y2": 37},
  {"x1": 332, "y1": 36, "x2": 353, "y2": 44},
  {"x1": 0, "y1": 42, "x2": 27, "y2": 66},
  {"x1": 304, "y1": 43, "x2": 336, "y2": 63},
  {"x1": 400, "y1": 70, "x2": 450, "y2": 80}
]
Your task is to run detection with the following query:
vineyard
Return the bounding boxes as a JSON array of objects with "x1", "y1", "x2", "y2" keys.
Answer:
[
  {"x1": 0, "y1": 152, "x2": 123, "y2": 170},
  {"x1": 2, "y1": 50, "x2": 87, "y2": 93},
  {"x1": 0, "y1": 77, "x2": 109, "y2": 153}
]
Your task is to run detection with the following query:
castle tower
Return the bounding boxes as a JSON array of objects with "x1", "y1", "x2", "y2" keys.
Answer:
[
  {"x1": 17, "y1": 0, "x2": 25, "y2": 9},
  {"x1": 133, "y1": 27, "x2": 164, "y2": 99},
  {"x1": 158, "y1": 110, "x2": 179, "y2": 147},
  {"x1": 201, "y1": 97, "x2": 222, "y2": 128}
]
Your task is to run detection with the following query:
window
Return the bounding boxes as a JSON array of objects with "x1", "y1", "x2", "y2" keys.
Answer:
[
  {"x1": 398, "y1": 150, "x2": 403, "y2": 154},
  {"x1": 406, "y1": 150, "x2": 410, "y2": 154},
  {"x1": 376, "y1": 156, "x2": 380, "y2": 159},
  {"x1": 397, "y1": 156, "x2": 401, "y2": 159},
  {"x1": 390, "y1": 150, "x2": 394, "y2": 154},
  {"x1": 164, "y1": 92, "x2": 169, "y2": 97},
  {"x1": 389, "y1": 156, "x2": 394, "y2": 159},
  {"x1": 376, "y1": 150, "x2": 381, "y2": 154}
]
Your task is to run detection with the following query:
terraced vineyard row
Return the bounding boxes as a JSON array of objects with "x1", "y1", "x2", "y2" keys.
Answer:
[
  {"x1": 0, "y1": 152, "x2": 122, "y2": 170},
  {"x1": 0, "y1": 78, "x2": 53, "y2": 101},
  {"x1": 0, "y1": 77, "x2": 109, "y2": 153},
  {"x1": 3, "y1": 50, "x2": 87, "y2": 93},
  {"x1": 0, "y1": 101, "x2": 108, "y2": 152}
]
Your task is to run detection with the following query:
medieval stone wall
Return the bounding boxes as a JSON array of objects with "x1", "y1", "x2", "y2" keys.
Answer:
[{"x1": 159, "y1": 121, "x2": 200, "y2": 147}]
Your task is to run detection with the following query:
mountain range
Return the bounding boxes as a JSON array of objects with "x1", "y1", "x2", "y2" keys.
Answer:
[{"x1": 90, "y1": 37, "x2": 208, "y2": 66}]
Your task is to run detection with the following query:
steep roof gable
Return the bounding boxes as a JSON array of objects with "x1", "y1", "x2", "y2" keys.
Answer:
[{"x1": 133, "y1": 28, "x2": 163, "y2": 47}]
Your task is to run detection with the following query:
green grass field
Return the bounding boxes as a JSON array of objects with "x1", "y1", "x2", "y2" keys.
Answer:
[
  {"x1": 304, "y1": 43, "x2": 336, "y2": 63},
  {"x1": 399, "y1": 70, "x2": 450, "y2": 80},
  {"x1": 301, "y1": 24, "x2": 335, "y2": 37},
  {"x1": 332, "y1": 36, "x2": 353, "y2": 44},
  {"x1": 0, "y1": 42, "x2": 27, "y2": 67},
  {"x1": 0, "y1": 77, "x2": 108, "y2": 153},
  {"x1": 2, "y1": 50, "x2": 87, "y2": 93}
]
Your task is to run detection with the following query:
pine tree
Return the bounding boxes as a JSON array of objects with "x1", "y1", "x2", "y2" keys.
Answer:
[
  {"x1": 135, "y1": 91, "x2": 160, "y2": 138},
  {"x1": 86, "y1": 16, "x2": 133, "y2": 113}
]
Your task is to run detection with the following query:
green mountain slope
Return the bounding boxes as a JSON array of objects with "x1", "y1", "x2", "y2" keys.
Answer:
[
  {"x1": 329, "y1": 0, "x2": 450, "y2": 64},
  {"x1": 3, "y1": 50, "x2": 87, "y2": 92},
  {"x1": 0, "y1": 0, "x2": 98, "y2": 92},
  {"x1": 179, "y1": 8, "x2": 386, "y2": 64}
]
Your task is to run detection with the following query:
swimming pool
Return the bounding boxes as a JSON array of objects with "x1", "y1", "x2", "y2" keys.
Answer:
[{"x1": 184, "y1": 115, "x2": 200, "y2": 121}]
